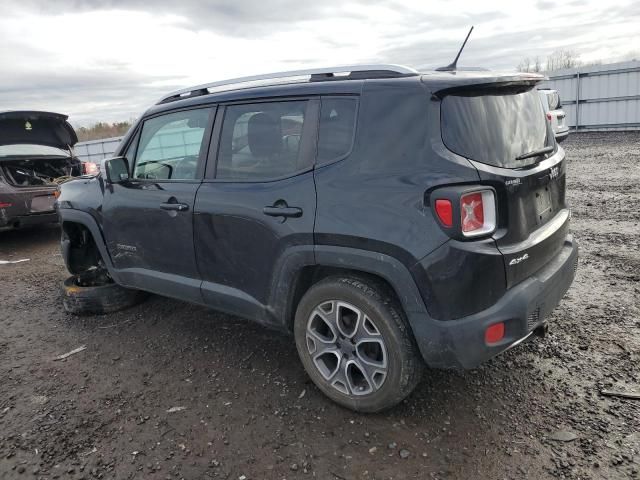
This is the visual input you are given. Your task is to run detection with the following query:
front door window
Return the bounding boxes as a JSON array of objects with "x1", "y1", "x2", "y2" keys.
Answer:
[{"x1": 133, "y1": 108, "x2": 212, "y2": 180}]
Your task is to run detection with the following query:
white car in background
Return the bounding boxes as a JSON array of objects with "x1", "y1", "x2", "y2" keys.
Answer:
[{"x1": 538, "y1": 88, "x2": 570, "y2": 143}]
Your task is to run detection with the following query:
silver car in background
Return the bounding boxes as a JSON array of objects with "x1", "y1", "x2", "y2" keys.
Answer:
[{"x1": 538, "y1": 88, "x2": 570, "y2": 143}]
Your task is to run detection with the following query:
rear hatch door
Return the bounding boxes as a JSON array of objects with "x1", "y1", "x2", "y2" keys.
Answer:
[
  {"x1": 0, "y1": 111, "x2": 78, "y2": 150},
  {"x1": 439, "y1": 82, "x2": 569, "y2": 288},
  {"x1": 0, "y1": 112, "x2": 80, "y2": 200}
]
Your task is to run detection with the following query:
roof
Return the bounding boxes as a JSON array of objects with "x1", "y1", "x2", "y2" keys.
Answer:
[
  {"x1": 156, "y1": 64, "x2": 419, "y2": 105},
  {"x1": 145, "y1": 66, "x2": 547, "y2": 117},
  {"x1": 145, "y1": 75, "x2": 370, "y2": 117}
]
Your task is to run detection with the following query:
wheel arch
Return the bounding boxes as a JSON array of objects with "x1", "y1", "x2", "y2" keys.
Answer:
[
  {"x1": 59, "y1": 209, "x2": 117, "y2": 278},
  {"x1": 274, "y1": 245, "x2": 429, "y2": 333},
  {"x1": 287, "y1": 266, "x2": 405, "y2": 328}
]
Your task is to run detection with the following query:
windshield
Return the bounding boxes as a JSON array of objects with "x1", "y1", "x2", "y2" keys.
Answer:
[
  {"x1": 441, "y1": 87, "x2": 553, "y2": 168},
  {"x1": 0, "y1": 144, "x2": 70, "y2": 158}
]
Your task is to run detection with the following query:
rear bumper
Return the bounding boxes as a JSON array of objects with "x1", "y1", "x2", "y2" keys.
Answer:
[
  {"x1": 0, "y1": 190, "x2": 58, "y2": 229},
  {"x1": 555, "y1": 129, "x2": 570, "y2": 143},
  {"x1": 409, "y1": 235, "x2": 578, "y2": 369},
  {"x1": 0, "y1": 211, "x2": 59, "y2": 230}
]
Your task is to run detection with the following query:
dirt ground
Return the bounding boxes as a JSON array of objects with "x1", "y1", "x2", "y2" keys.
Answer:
[{"x1": 1, "y1": 132, "x2": 638, "y2": 480}]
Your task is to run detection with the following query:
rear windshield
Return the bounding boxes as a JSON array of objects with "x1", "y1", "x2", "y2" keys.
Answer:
[{"x1": 441, "y1": 87, "x2": 553, "y2": 168}]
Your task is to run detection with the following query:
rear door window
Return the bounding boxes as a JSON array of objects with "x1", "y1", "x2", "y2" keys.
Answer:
[
  {"x1": 216, "y1": 100, "x2": 314, "y2": 181},
  {"x1": 441, "y1": 87, "x2": 553, "y2": 169}
]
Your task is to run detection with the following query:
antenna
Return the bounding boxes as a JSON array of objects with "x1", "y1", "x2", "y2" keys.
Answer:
[{"x1": 436, "y1": 26, "x2": 474, "y2": 72}]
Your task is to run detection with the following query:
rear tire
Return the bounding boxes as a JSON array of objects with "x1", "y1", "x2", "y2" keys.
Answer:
[
  {"x1": 294, "y1": 276, "x2": 423, "y2": 412},
  {"x1": 62, "y1": 271, "x2": 145, "y2": 315}
]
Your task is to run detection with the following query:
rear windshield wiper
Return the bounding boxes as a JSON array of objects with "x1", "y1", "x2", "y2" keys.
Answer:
[{"x1": 515, "y1": 145, "x2": 554, "y2": 161}]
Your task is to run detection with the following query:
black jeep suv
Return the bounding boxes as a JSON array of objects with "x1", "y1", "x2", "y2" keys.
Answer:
[{"x1": 57, "y1": 65, "x2": 578, "y2": 412}]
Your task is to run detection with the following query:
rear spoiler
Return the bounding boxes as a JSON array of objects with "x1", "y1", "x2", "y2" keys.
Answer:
[
  {"x1": 432, "y1": 80, "x2": 544, "y2": 99},
  {"x1": 421, "y1": 72, "x2": 547, "y2": 98}
]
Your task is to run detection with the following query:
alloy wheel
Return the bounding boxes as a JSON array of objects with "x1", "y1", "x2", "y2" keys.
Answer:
[{"x1": 305, "y1": 300, "x2": 388, "y2": 396}]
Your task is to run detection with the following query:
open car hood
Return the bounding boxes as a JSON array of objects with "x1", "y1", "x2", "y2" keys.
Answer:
[{"x1": 0, "y1": 111, "x2": 78, "y2": 149}]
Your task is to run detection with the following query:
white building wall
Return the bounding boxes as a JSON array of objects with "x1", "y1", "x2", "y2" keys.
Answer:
[
  {"x1": 540, "y1": 61, "x2": 640, "y2": 131},
  {"x1": 74, "y1": 136, "x2": 123, "y2": 162}
]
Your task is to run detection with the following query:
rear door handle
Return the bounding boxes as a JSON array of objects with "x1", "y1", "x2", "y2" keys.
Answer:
[
  {"x1": 160, "y1": 202, "x2": 189, "y2": 212},
  {"x1": 263, "y1": 206, "x2": 303, "y2": 218}
]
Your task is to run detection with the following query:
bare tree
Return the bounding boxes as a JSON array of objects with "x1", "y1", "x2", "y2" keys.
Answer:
[
  {"x1": 533, "y1": 56, "x2": 542, "y2": 72},
  {"x1": 545, "y1": 49, "x2": 582, "y2": 71},
  {"x1": 517, "y1": 49, "x2": 638, "y2": 73},
  {"x1": 517, "y1": 57, "x2": 532, "y2": 72},
  {"x1": 517, "y1": 55, "x2": 543, "y2": 73}
]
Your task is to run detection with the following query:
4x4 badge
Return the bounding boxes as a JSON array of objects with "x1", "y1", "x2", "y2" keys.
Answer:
[
  {"x1": 549, "y1": 166, "x2": 559, "y2": 180},
  {"x1": 509, "y1": 253, "x2": 529, "y2": 266}
]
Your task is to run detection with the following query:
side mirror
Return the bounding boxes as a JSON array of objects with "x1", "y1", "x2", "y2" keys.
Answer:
[{"x1": 104, "y1": 157, "x2": 130, "y2": 184}]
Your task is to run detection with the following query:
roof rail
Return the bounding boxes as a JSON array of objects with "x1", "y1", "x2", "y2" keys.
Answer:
[{"x1": 156, "y1": 64, "x2": 419, "y2": 104}]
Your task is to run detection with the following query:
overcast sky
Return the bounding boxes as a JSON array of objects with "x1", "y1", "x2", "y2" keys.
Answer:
[{"x1": 1, "y1": 0, "x2": 638, "y2": 126}]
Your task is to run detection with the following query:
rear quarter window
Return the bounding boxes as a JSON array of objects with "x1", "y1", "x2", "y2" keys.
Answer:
[{"x1": 317, "y1": 97, "x2": 358, "y2": 165}]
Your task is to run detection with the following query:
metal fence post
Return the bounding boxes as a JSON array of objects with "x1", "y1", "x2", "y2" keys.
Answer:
[{"x1": 575, "y1": 72, "x2": 580, "y2": 131}]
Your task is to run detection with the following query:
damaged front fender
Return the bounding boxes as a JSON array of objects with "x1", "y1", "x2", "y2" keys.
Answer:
[
  {"x1": 61, "y1": 221, "x2": 103, "y2": 275},
  {"x1": 56, "y1": 174, "x2": 106, "y2": 219},
  {"x1": 57, "y1": 171, "x2": 119, "y2": 279}
]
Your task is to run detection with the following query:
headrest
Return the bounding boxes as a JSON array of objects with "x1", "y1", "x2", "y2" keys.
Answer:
[{"x1": 248, "y1": 112, "x2": 281, "y2": 157}]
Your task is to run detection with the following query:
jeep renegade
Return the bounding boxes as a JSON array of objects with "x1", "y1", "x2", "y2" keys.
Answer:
[{"x1": 57, "y1": 65, "x2": 578, "y2": 412}]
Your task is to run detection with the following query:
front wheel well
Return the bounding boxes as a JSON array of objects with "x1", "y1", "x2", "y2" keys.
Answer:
[
  {"x1": 286, "y1": 265, "x2": 404, "y2": 331},
  {"x1": 61, "y1": 221, "x2": 103, "y2": 274}
]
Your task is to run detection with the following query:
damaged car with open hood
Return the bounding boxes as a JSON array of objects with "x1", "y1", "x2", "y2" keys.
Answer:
[{"x1": 0, "y1": 111, "x2": 82, "y2": 230}]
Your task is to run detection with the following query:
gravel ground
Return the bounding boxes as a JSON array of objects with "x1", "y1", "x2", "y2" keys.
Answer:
[{"x1": 0, "y1": 132, "x2": 638, "y2": 480}]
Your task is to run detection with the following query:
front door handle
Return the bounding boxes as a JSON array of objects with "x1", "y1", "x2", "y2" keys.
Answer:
[
  {"x1": 160, "y1": 202, "x2": 189, "y2": 212},
  {"x1": 263, "y1": 205, "x2": 303, "y2": 218}
]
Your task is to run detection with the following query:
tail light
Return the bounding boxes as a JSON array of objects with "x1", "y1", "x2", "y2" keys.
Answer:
[
  {"x1": 460, "y1": 190, "x2": 496, "y2": 238},
  {"x1": 546, "y1": 112, "x2": 552, "y2": 121},
  {"x1": 82, "y1": 162, "x2": 100, "y2": 176},
  {"x1": 431, "y1": 186, "x2": 497, "y2": 240},
  {"x1": 434, "y1": 199, "x2": 453, "y2": 227}
]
